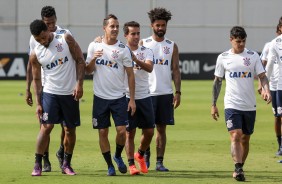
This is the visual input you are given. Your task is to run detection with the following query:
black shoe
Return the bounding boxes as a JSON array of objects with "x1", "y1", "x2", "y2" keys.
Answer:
[
  {"x1": 233, "y1": 168, "x2": 245, "y2": 182},
  {"x1": 42, "y1": 162, "x2": 51, "y2": 172},
  {"x1": 276, "y1": 149, "x2": 282, "y2": 156},
  {"x1": 56, "y1": 151, "x2": 64, "y2": 169}
]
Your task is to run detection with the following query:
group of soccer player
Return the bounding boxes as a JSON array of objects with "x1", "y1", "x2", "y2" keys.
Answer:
[{"x1": 26, "y1": 6, "x2": 181, "y2": 177}]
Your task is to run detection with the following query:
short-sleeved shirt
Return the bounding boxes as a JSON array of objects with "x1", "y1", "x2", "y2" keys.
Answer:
[
  {"x1": 214, "y1": 48, "x2": 265, "y2": 111},
  {"x1": 125, "y1": 46, "x2": 153, "y2": 99},
  {"x1": 86, "y1": 40, "x2": 133, "y2": 100}
]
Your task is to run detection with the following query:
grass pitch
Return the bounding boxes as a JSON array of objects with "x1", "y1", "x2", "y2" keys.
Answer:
[{"x1": 0, "y1": 80, "x2": 281, "y2": 184}]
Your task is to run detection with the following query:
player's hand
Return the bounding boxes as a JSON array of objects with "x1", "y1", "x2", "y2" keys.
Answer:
[
  {"x1": 211, "y1": 105, "x2": 219, "y2": 121},
  {"x1": 257, "y1": 87, "x2": 262, "y2": 95},
  {"x1": 94, "y1": 35, "x2": 103, "y2": 43},
  {"x1": 36, "y1": 105, "x2": 42, "y2": 121},
  {"x1": 25, "y1": 90, "x2": 33, "y2": 106},
  {"x1": 93, "y1": 49, "x2": 103, "y2": 61},
  {"x1": 73, "y1": 84, "x2": 83, "y2": 101},
  {"x1": 173, "y1": 93, "x2": 181, "y2": 109},
  {"x1": 127, "y1": 99, "x2": 136, "y2": 116},
  {"x1": 262, "y1": 91, "x2": 272, "y2": 104}
]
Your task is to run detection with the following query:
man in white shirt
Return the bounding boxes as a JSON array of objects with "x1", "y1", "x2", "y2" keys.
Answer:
[
  {"x1": 29, "y1": 19, "x2": 85, "y2": 176},
  {"x1": 211, "y1": 26, "x2": 271, "y2": 181},
  {"x1": 25, "y1": 6, "x2": 71, "y2": 172},
  {"x1": 140, "y1": 7, "x2": 181, "y2": 172},
  {"x1": 122, "y1": 21, "x2": 155, "y2": 175},
  {"x1": 85, "y1": 14, "x2": 136, "y2": 176},
  {"x1": 259, "y1": 24, "x2": 282, "y2": 156}
]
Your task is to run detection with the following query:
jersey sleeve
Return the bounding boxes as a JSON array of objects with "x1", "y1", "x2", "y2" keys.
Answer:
[
  {"x1": 145, "y1": 48, "x2": 154, "y2": 63},
  {"x1": 260, "y1": 42, "x2": 270, "y2": 61},
  {"x1": 214, "y1": 54, "x2": 225, "y2": 78},
  {"x1": 266, "y1": 42, "x2": 278, "y2": 79},
  {"x1": 254, "y1": 52, "x2": 265, "y2": 75},
  {"x1": 123, "y1": 47, "x2": 134, "y2": 67},
  {"x1": 86, "y1": 42, "x2": 95, "y2": 64}
]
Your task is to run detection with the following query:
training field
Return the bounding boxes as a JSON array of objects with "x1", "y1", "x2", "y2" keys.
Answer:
[{"x1": 0, "y1": 80, "x2": 281, "y2": 184}]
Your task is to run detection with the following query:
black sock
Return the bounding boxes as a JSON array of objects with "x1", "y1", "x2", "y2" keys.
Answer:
[
  {"x1": 278, "y1": 135, "x2": 282, "y2": 149},
  {"x1": 138, "y1": 148, "x2": 145, "y2": 156},
  {"x1": 157, "y1": 157, "x2": 163, "y2": 163},
  {"x1": 35, "y1": 153, "x2": 43, "y2": 165},
  {"x1": 58, "y1": 145, "x2": 64, "y2": 156},
  {"x1": 235, "y1": 163, "x2": 243, "y2": 170},
  {"x1": 64, "y1": 153, "x2": 73, "y2": 166},
  {"x1": 103, "y1": 151, "x2": 114, "y2": 168},
  {"x1": 145, "y1": 147, "x2": 150, "y2": 153},
  {"x1": 43, "y1": 152, "x2": 50, "y2": 164},
  {"x1": 128, "y1": 159, "x2": 135, "y2": 166},
  {"x1": 115, "y1": 144, "x2": 124, "y2": 158}
]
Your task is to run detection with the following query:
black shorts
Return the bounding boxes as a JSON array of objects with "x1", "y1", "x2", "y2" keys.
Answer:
[
  {"x1": 92, "y1": 95, "x2": 128, "y2": 129},
  {"x1": 41, "y1": 92, "x2": 80, "y2": 128},
  {"x1": 276, "y1": 90, "x2": 282, "y2": 117},
  {"x1": 151, "y1": 94, "x2": 174, "y2": 125},
  {"x1": 126, "y1": 97, "x2": 155, "y2": 131},
  {"x1": 224, "y1": 108, "x2": 256, "y2": 135}
]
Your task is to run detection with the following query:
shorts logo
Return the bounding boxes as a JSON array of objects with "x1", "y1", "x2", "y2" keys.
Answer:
[
  {"x1": 92, "y1": 118, "x2": 98, "y2": 127},
  {"x1": 226, "y1": 119, "x2": 233, "y2": 128},
  {"x1": 272, "y1": 107, "x2": 276, "y2": 115},
  {"x1": 42, "y1": 112, "x2": 48, "y2": 121},
  {"x1": 277, "y1": 107, "x2": 282, "y2": 115}
]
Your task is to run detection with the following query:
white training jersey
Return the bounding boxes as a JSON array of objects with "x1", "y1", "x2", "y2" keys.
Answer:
[
  {"x1": 260, "y1": 41, "x2": 279, "y2": 91},
  {"x1": 86, "y1": 40, "x2": 133, "y2": 100},
  {"x1": 34, "y1": 32, "x2": 77, "y2": 95},
  {"x1": 214, "y1": 48, "x2": 265, "y2": 111},
  {"x1": 142, "y1": 36, "x2": 174, "y2": 96},
  {"x1": 266, "y1": 35, "x2": 282, "y2": 90},
  {"x1": 28, "y1": 26, "x2": 71, "y2": 86},
  {"x1": 125, "y1": 46, "x2": 154, "y2": 99}
]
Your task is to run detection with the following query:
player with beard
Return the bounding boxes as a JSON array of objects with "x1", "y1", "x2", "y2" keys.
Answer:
[{"x1": 140, "y1": 7, "x2": 181, "y2": 172}]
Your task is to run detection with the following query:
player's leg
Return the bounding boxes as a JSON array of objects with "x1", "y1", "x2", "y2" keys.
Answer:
[
  {"x1": 271, "y1": 90, "x2": 282, "y2": 155},
  {"x1": 56, "y1": 125, "x2": 65, "y2": 169},
  {"x1": 126, "y1": 128, "x2": 140, "y2": 175},
  {"x1": 62, "y1": 126, "x2": 76, "y2": 175},
  {"x1": 112, "y1": 96, "x2": 128, "y2": 174},
  {"x1": 42, "y1": 127, "x2": 51, "y2": 172}
]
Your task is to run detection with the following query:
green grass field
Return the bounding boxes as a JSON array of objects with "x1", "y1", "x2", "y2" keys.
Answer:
[{"x1": 0, "y1": 80, "x2": 281, "y2": 184}]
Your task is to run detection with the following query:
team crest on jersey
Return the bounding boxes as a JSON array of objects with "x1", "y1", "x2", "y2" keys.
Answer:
[
  {"x1": 136, "y1": 52, "x2": 145, "y2": 60},
  {"x1": 226, "y1": 120, "x2": 233, "y2": 128},
  {"x1": 163, "y1": 46, "x2": 170, "y2": 54},
  {"x1": 56, "y1": 43, "x2": 63, "y2": 52},
  {"x1": 243, "y1": 57, "x2": 251, "y2": 66},
  {"x1": 111, "y1": 50, "x2": 119, "y2": 59}
]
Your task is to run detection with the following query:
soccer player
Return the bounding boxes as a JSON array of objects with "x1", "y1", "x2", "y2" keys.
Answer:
[
  {"x1": 85, "y1": 14, "x2": 136, "y2": 176},
  {"x1": 140, "y1": 7, "x2": 181, "y2": 171},
  {"x1": 259, "y1": 24, "x2": 282, "y2": 156},
  {"x1": 123, "y1": 21, "x2": 155, "y2": 175},
  {"x1": 211, "y1": 26, "x2": 271, "y2": 181},
  {"x1": 25, "y1": 6, "x2": 69, "y2": 171},
  {"x1": 266, "y1": 22, "x2": 282, "y2": 157},
  {"x1": 29, "y1": 19, "x2": 85, "y2": 176}
]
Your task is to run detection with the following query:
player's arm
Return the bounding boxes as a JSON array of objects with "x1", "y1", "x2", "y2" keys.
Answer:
[
  {"x1": 172, "y1": 43, "x2": 181, "y2": 109},
  {"x1": 65, "y1": 33, "x2": 85, "y2": 100},
  {"x1": 85, "y1": 44, "x2": 103, "y2": 74},
  {"x1": 211, "y1": 76, "x2": 222, "y2": 121},
  {"x1": 26, "y1": 56, "x2": 33, "y2": 106},
  {"x1": 125, "y1": 66, "x2": 136, "y2": 116},
  {"x1": 30, "y1": 51, "x2": 43, "y2": 120},
  {"x1": 258, "y1": 72, "x2": 272, "y2": 104},
  {"x1": 131, "y1": 51, "x2": 153, "y2": 73}
]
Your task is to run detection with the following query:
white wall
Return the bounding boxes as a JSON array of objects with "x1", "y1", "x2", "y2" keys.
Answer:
[{"x1": 0, "y1": 0, "x2": 282, "y2": 53}]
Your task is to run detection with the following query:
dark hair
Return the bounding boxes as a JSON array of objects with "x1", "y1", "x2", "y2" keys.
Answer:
[
  {"x1": 279, "y1": 16, "x2": 282, "y2": 24},
  {"x1": 30, "y1": 19, "x2": 48, "y2": 36},
  {"x1": 41, "y1": 6, "x2": 56, "y2": 19},
  {"x1": 123, "y1": 21, "x2": 140, "y2": 35},
  {"x1": 148, "y1": 7, "x2": 172, "y2": 23},
  {"x1": 276, "y1": 23, "x2": 281, "y2": 34},
  {"x1": 103, "y1": 14, "x2": 118, "y2": 26},
  {"x1": 230, "y1": 26, "x2": 247, "y2": 39}
]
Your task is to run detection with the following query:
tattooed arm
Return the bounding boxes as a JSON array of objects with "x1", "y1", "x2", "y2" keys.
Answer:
[{"x1": 211, "y1": 76, "x2": 222, "y2": 121}]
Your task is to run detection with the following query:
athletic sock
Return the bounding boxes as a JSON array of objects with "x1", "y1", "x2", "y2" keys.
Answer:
[
  {"x1": 35, "y1": 153, "x2": 43, "y2": 165},
  {"x1": 156, "y1": 157, "x2": 164, "y2": 164},
  {"x1": 58, "y1": 145, "x2": 64, "y2": 155},
  {"x1": 235, "y1": 163, "x2": 243, "y2": 170},
  {"x1": 115, "y1": 144, "x2": 124, "y2": 158},
  {"x1": 43, "y1": 152, "x2": 50, "y2": 163},
  {"x1": 128, "y1": 159, "x2": 135, "y2": 166},
  {"x1": 138, "y1": 148, "x2": 145, "y2": 157},
  {"x1": 63, "y1": 153, "x2": 73, "y2": 166},
  {"x1": 102, "y1": 151, "x2": 114, "y2": 168}
]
